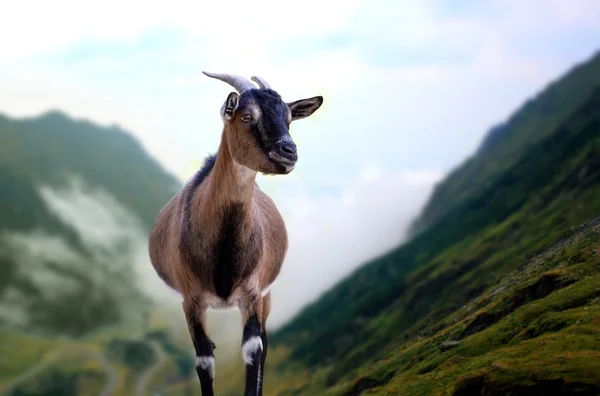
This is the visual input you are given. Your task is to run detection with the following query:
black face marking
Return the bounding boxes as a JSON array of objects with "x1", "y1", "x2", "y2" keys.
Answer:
[
  {"x1": 239, "y1": 89, "x2": 290, "y2": 153},
  {"x1": 212, "y1": 204, "x2": 261, "y2": 299}
]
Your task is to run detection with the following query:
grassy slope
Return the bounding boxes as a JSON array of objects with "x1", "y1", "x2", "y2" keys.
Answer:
[
  {"x1": 0, "y1": 109, "x2": 180, "y2": 234},
  {"x1": 410, "y1": 49, "x2": 600, "y2": 235},
  {"x1": 0, "y1": 316, "x2": 196, "y2": 396},
  {"x1": 272, "y1": 83, "x2": 600, "y2": 363},
  {"x1": 332, "y1": 218, "x2": 600, "y2": 395},
  {"x1": 150, "y1": 53, "x2": 600, "y2": 396},
  {"x1": 0, "y1": 330, "x2": 119, "y2": 396},
  {"x1": 0, "y1": 110, "x2": 196, "y2": 395},
  {"x1": 0, "y1": 109, "x2": 183, "y2": 336},
  {"x1": 4, "y1": 56, "x2": 599, "y2": 396},
  {"x1": 262, "y1": 78, "x2": 600, "y2": 393}
]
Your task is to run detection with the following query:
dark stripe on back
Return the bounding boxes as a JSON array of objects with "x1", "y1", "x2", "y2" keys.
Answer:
[
  {"x1": 180, "y1": 154, "x2": 217, "y2": 261},
  {"x1": 179, "y1": 154, "x2": 261, "y2": 299}
]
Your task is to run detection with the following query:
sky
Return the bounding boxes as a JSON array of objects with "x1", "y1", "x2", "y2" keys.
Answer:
[{"x1": 1, "y1": 1, "x2": 600, "y2": 329}]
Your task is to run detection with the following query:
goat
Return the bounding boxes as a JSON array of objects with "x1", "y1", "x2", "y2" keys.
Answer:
[{"x1": 148, "y1": 72, "x2": 323, "y2": 396}]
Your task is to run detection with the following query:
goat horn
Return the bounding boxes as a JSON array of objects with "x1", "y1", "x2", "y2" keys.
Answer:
[
  {"x1": 202, "y1": 71, "x2": 256, "y2": 93},
  {"x1": 251, "y1": 76, "x2": 271, "y2": 90}
]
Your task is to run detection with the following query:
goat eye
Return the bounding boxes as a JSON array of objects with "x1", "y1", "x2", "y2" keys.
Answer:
[{"x1": 241, "y1": 114, "x2": 252, "y2": 123}]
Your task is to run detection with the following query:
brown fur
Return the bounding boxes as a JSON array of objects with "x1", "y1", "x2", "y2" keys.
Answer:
[
  {"x1": 149, "y1": 123, "x2": 287, "y2": 327},
  {"x1": 148, "y1": 80, "x2": 322, "y2": 395}
]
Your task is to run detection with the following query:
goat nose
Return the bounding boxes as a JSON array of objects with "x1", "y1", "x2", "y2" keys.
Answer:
[{"x1": 280, "y1": 142, "x2": 297, "y2": 155}]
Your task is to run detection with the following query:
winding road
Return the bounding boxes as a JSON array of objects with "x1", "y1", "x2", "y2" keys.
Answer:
[
  {"x1": 1, "y1": 341, "x2": 169, "y2": 396},
  {"x1": 136, "y1": 342, "x2": 167, "y2": 396},
  {"x1": 0, "y1": 345, "x2": 118, "y2": 396}
]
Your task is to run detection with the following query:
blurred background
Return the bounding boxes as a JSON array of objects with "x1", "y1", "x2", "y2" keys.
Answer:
[{"x1": 1, "y1": 1, "x2": 600, "y2": 395}]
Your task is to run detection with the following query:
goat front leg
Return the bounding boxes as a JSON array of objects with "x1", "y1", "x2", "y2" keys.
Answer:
[
  {"x1": 183, "y1": 299, "x2": 215, "y2": 396},
  {"x1": 240, "y1": 292, "x2": 264, "y2": 396}
]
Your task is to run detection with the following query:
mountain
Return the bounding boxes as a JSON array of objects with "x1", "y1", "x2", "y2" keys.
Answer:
[
  {"x1": 0, "y1": 110, "x2": 201, "y2": 396},
  {"x1": 263, "y1": 51, "x2": 600, "y2": 395},
  {"x1": 410, "y1": 50, "x2": 600, "y2": 236},
  {"x1": 0, "y1": 110, "x2": 180, "y2": 337}
]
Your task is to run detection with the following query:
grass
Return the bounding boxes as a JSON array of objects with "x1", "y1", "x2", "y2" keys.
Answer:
[
  {"x1": 195, "y1": 87, "x2": 600, "y2": 395},
  {"x1": 326, "y1": 219, "x2": 600, "y2": 395},
  {"x1": 0, "y1": 330, "x2": 70, "y2": 385},
  {"x1": 0, "y1": 316, "x2": 195, "y2": 396},
  {"x1": 3, "y1": 51, "x2": 600, "y2": 396}
]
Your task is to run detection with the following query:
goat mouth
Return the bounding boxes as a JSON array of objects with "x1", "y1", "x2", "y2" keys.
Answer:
[{"x1": 268, "y1": 151, "x2": 296, "y2": 172}]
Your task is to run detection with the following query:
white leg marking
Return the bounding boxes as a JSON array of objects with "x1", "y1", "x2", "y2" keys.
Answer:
[
  {"x1": 241, "y1": 336, "x2": 263, "y2": 365},
  {"x1": 196, "y1": 356, "x2": 215, "y2": 379}
]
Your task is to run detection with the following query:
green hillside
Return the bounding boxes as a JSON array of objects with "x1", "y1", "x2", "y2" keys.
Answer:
[
  {"x1": 0, "y1": 110, "x2": 179, "y2": 233},
  {"x1": 0, "y1": 324, "x2": 196, "y2": 396},
  {"x1": 268, "y1": 53, "x2": 600, "y2": 395},
  {"x1": 410, "y1": 50, "x2": 600, "y2": 236},
  {"x1": 0, "y1": 110, "x2": 197, "y2": 396},
  {"x1": 0, "y1": 110, "x2": 180, "y2": 336}
]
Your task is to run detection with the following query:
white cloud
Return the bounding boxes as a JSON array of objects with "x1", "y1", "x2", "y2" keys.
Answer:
[
  {"x1": 3, "y1": 1, "x2": 599, "y2": 179},
  {"x1": 1, "y1": 0, "x2": 361, "y2": 58},
  {"x1": 262, "y1": 166, "x2": 444, "y2": 328},
  {"x1": 0, "y1": 175, "x2": 179, "y2": 329},
  {"x1": 39, "y1": 176, "x2": 144, "y2": 252},
  {"x1": 1, "y1": 0, "x2": 600, "y2": 339}
]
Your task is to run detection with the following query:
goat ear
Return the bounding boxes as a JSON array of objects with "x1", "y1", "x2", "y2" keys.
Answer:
[
  {"x1": 287, "y1": 96, "x2": 323, "y2": 121},
  {"x1": 221, "y1": 92, "x2": 240, "y2": 121}
]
